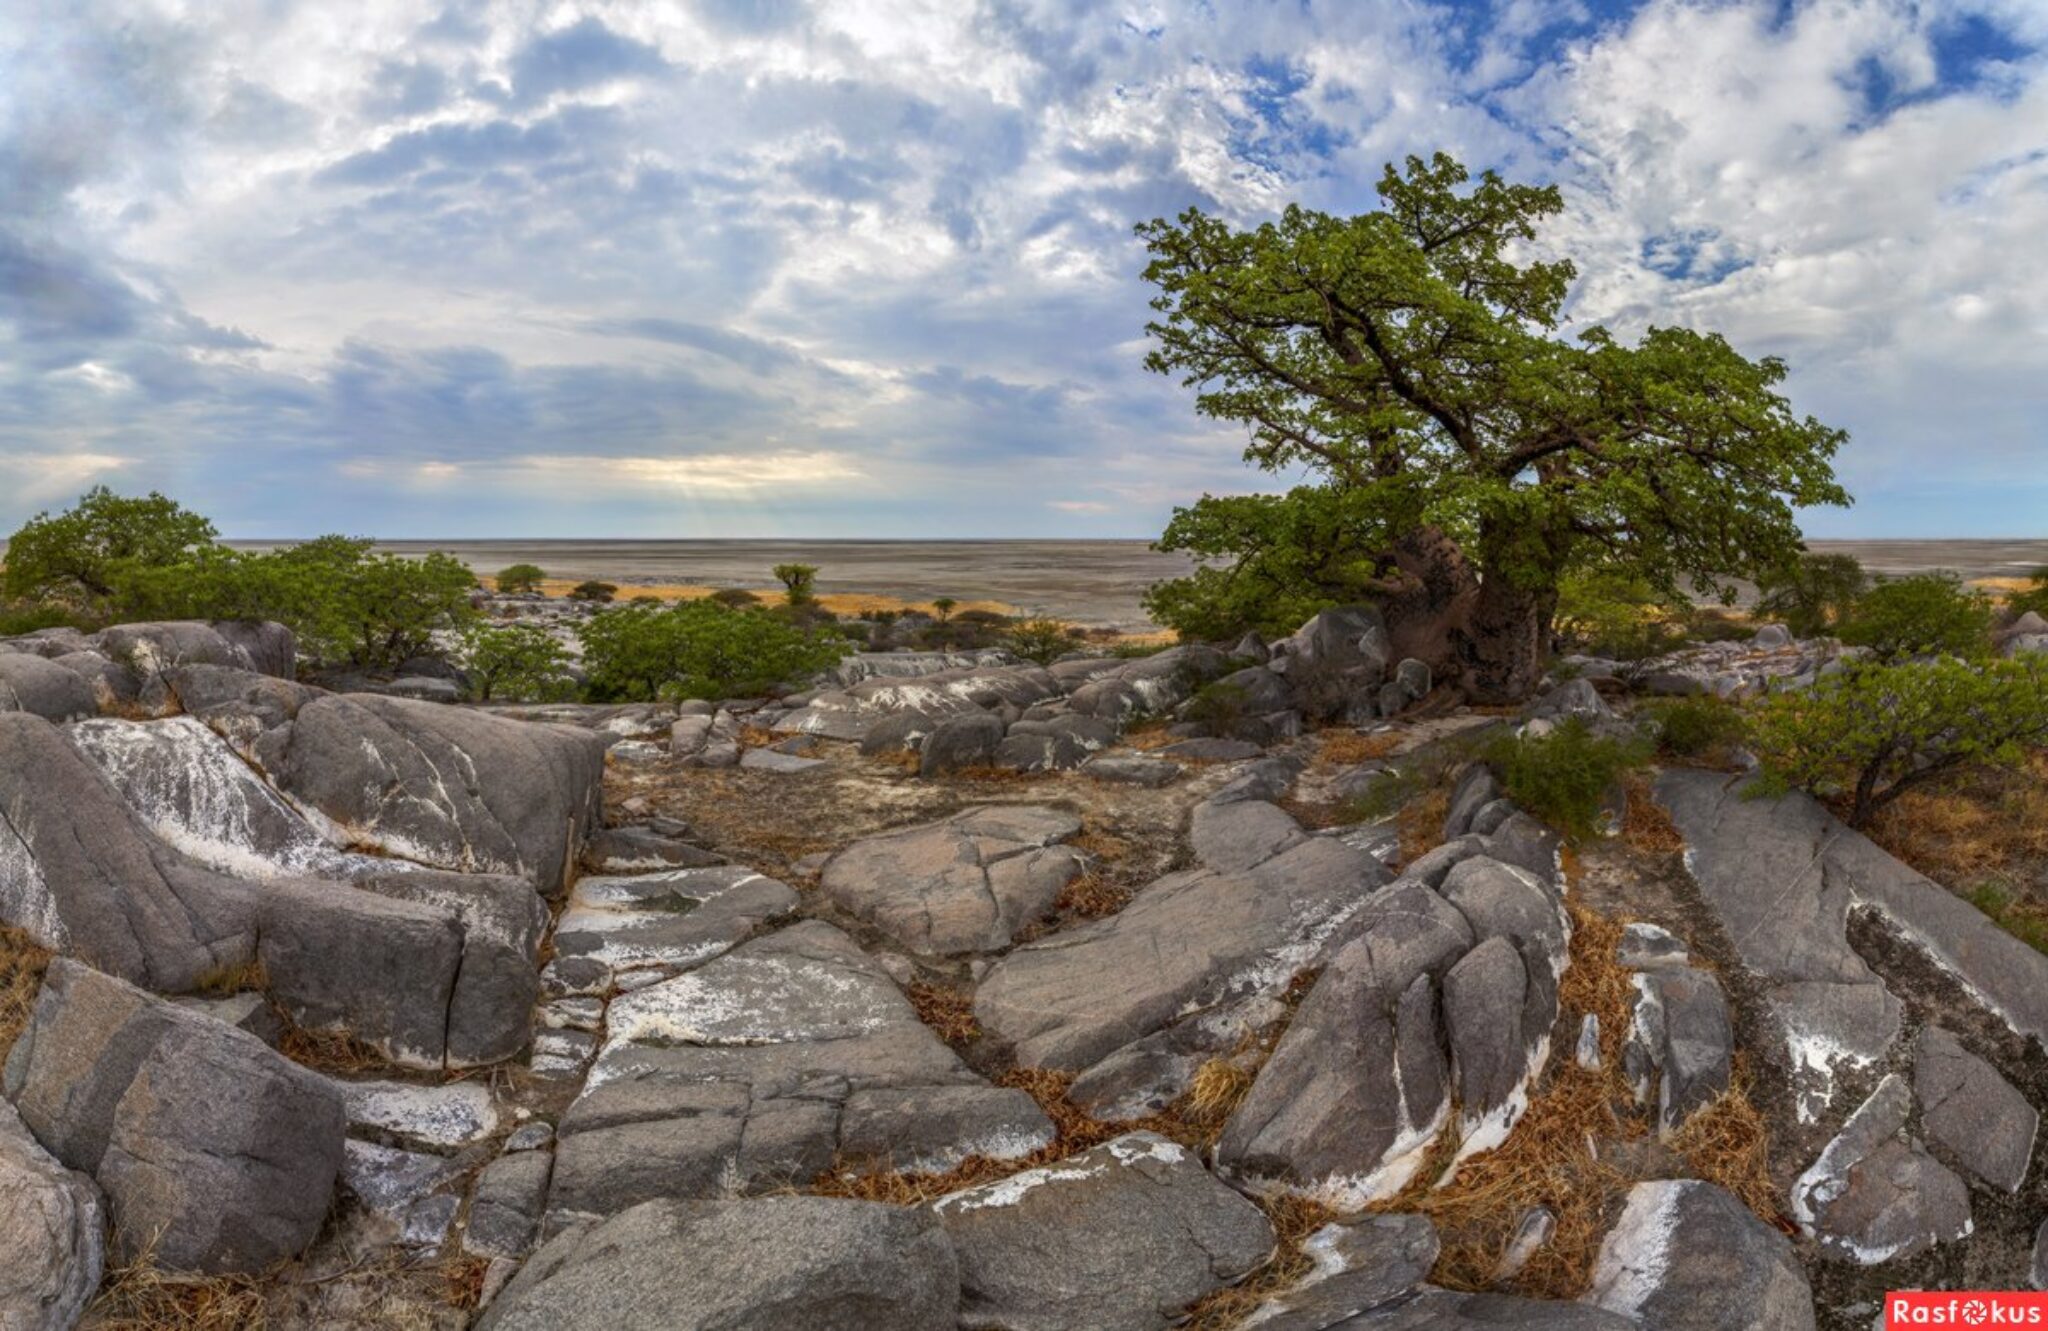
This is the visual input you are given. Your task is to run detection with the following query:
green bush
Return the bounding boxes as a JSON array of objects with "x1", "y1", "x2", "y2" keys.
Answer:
[
  {"x1": 578, "y1": 599, "x2": 846, "y2": 702},
  {"x1": 0, "y1": 601, "x2": 89, "y2": 636},
  {"x1": 495, "y1": 563, "x2": 547, "y2": 594},
  {"x1": 2006, "y1": 567, "x2": 2048, "y2": 621},
  {"x1": 772, "y1": 563, "x2": 819, "y2": 605},
  {"x1": 1754, "y1": 552, "x2": 1867, "y2": 637},
  {"x1": 1552, "y1": 567, "x2": 1690, "y2": 662},
  {"x1": 1748, "y1": 657, "x2": 2048, "y2": 827},
  {"x1": 456, "y1": 622, "x2": 577, "y2": 702},
  {"x1": 1639, "y1": 695, "x2": 1747, "y2": 761},
  {"x1": 1839, "y1": 572, "x2": 1993, "y2": 663},
  {"x1": 709, "y1": 588, "x2": 761, "y2": 610},
  {"x1": 3, "y1": 487, "x2": 219, "y2": 611},
  {"x1": 930, "y1": 597, "x2": 957, "y2": 620},
  {"x1": 1006, "y1": 617, "x2": 1081, "y2": 665},
  {"x1": 1183, "y1": 680, "x2": 1251, "y2": 735},
  {"x1": 568, "y1": 580, "x2": 617, "y2": 603},
  {"x1": 1483, "y1": 718, "x2": 1650, "y2": 840}
]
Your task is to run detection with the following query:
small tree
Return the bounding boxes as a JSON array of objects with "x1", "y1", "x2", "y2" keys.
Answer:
[
  {"x1": 1754, "y1": 552, "x2": 1867, "y2": 637},
  {"x1": 568, "y1": 580, "x2": 617, "y2": 603},
  {"x1": 457, "y1": 622, "x2": 577, "y2": 702},
  {"x1": 772, "y1": 563, "x2": 819, "y2": 606},
  {"x1": 931, "y1": 597, "x2": 958, "y2": 621},
  {"x1": 709, "y1": 587, "x2": 762, "y2": 610},
  {"x1": 578, "y1": 599, "x2": 845, "y2": 701},
  {"x1": 1840, "y1": 572, "x2": 1992, "y2": 663},
  {"x1": 1137, "y1": 153, "x2": 1849, "y2": 699},
  {"x1": 1551, "y1": 566, "x2": 1691, "y2": 664},
  {"x1": 1005, "y1": 617, "x2": 1080, "y2": 665},
  {"x1": 495, "y1": 563, "x2": 547, "y2": 594},
  {"x1": 4, "y1": 487, "x2": 219, "y2": 609},
  {"x1": 1749, "y1": 657, "x2": 2048, "y2": 827}
]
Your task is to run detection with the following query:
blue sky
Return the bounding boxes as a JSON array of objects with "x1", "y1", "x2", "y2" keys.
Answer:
[{"x1": 1, "y1": 0, "x2": 2044, "y2": 539}]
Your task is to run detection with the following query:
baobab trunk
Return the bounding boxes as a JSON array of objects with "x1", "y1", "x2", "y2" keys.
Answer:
[{"x1": 1372, "y1": 524, "x2": 1556, "y2": 704}]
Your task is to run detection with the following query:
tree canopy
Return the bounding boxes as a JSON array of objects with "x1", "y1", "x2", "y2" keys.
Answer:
[
  {"x1": 1138, "y1": 152, "x2": 1850, "y2": 698},
  {"x1": 2, "y1": 487, "x2": 218, "y2": 608}
]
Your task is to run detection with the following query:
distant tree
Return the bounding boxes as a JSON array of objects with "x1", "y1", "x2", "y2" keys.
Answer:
[
  {"x1": 1840, "y1": 572, "x2": 1993, "y2": 663},
  {"x1": 772, "y1": 563, "x2": 819, "y2": 606},
  {"x1": 710, "y1": 587, "x2": 762, "y2": 610},
  {"x1": 1137, "y1": 152, "x2": 1849, "y2": 699},
  {"x1": 495, "y1": 563, "x2": 547, "y2": 594},
  {"x1": 1754, "y1": 552, "x2": 1868, "y2": 637},
  {"x1": 578, "y1": 599, "x2": 845, "y2": 702},
  {"x1": 3, "y1": 487, "x2": 219, "y2": 610},
  {"x1": 2005, "y1": 567, "x2": 2048, "y2": 622},
  {"x1": 568, "y1": 580, "x2": 618, "y2": 603},
  {"x1": 1005, "y1": 617, "x2": 1081, "y2": 665},
  {"x1": 931, "y1": 596, "x2": 958, "y2": 621}
]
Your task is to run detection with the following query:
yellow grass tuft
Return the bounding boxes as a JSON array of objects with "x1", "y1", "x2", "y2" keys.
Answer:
[
  {"x1": 907, "y1": 980, "x2": 980, "y2": 1046},
  {"x1": 1316, "y1": 730, "x2": 1402, "y2": 767},
  {"x1": 1620, "y1": 776, "x2": 1685, "y2": 855},
  {"x1": 1182, "y1": 1194, "x2": 1342, "y2": 1330},
  {"x1": 1053, "y1": 870, "x2": 1132, "y2": 920},
  {"x1": 0, "y1": 925, "x2": 53, "y2": 1063},
  {"x1": 1396, "y1": 786, "x2": 1451, "y2": 861}
]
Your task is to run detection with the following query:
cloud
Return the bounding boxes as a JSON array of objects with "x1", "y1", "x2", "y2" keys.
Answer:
[{"x1": 1, "y1": 0, "x2": 2044, "y2": 538}]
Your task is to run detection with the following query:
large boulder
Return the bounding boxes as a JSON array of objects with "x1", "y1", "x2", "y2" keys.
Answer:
[
  {"x1": 478, "y1": 1196, "x2": 960, "y2": 1331},
  {"x1": 551, "y1": 865, "x2": 797, "y2": 985},
  {"x1": 92, "y1": 621, "x2": 294, "y2": 715},
  {"x1": 4, "y1": 959, "x2": 345, "y2": 1274},
  {"x1": 1622, "y1": 965, "x2": 1733, "y2": 1137},
  {"x1": 1242, "y1": 1213, "x2": 1438, "y2": 1330},
  {"x1": 548, "y1": 922, "x2": 1051, "y2": 1221},
  {"x1": 976, "y1": 832, "x2": 1387, "y2": 1074},
  {"x1": 931, "y1": 1132, "x2": 1275, "y2": 1331},
  {"x1": 1911, "y1": 1025, "x2": 2036, "y2": 1193},
  {"x1": 257, "y1": 694, "x2": 605, "y2": 897},
  {"x1": 0, "y1": 1101, "x2": 104, "y2": 1331},
  {"x1": 819, "y1": 807, "x2": 1084, "y2": 956},
  {"x1": 1269, "y1": 606, "x2": 1391, "y2": 723},
  {"x1": 0, "y1": 653, "x2": 96, "y2": 723},
  {"x1": 1585, "y1": 1180, "x2": 1814, "y2": 1330}
]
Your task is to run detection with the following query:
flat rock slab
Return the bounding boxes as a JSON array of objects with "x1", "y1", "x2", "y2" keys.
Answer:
[
  {"x1": 0, "y1": 1102, "x2": 104, "y2": 1331},
  {"x1": 1343, "y1": 1290, "x2": 1637, "y2": 1328},
  {"x1": 931, "y1": 1132, "x2": 1275, "y2": 1331},
  {"x1": 1585, "y1": 1180, "x2": 1815, "y2": 1330},
  {"x1": 976, "y1": 834, "x2": 1388, "y2": 1073},
  {"x1": 1791, "y1": 1075, "x2": 1971, "y2": 1265},
  {"x1": 1912, "y1": 1026, "x2": 2036, "y2": 1193},
  {"x1": 819, "y1": 806, "x2": 1084, "y2": 956},
  {"x1": 341, "y1": 1079, "x2": 500, "y2": 1150},
  {"x1": 552, "y1": 866, "x2": 798, "y2": 981},
  {"x1": 1245, "y1": 1213, "x2": 1438, "y2": 1330},
  {"x1": 478, "y1": 1196, "x2": 960, "y2": 1331},
  {"x1": 549, "y1": 921, "x2": 1051, "y2": 1221},
  {"x1": 5, "y1": 959, "x2": 345, "y2": 1274}
]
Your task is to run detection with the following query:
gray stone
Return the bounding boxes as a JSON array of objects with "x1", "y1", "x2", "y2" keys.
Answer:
[
  {"x1": 579, "y1": 824, "x2": 723, "y2": 873},
  {"x1": 1395, "y1": 657, "x2": 1432, "y2": 698},
  {"x1": 1269, "y1": 606, "x2": 1392, "y2": 724},
  {"x1": 857, "y1": 707, "x2": 942, "y2": 755},
  {"x1": 0, "y1": 652, "x2": 97, "y2": 722},
  {"x1": 932, "y1": 1132, "x2": 1275, "y2": 1331},
  {"x1": 1791, "y1": 1075, "x2": 1971, "y2": 1264},
  {"x1": 1343, "y1": 1290, "x2": 1637, "y2": 1328},
  {"x1": 739, "y1": 747, "x2": 826, "y2": 772},
  {"x1": 553, "y1": 865, "x2": 797, "y2": 980},
  {"x1": 837, "y1": 1085, "x2": 1054, "y2": 1172},
  {"x1": 978, "y1": 837, "x2": 1387, "y2": 1073},
  {"x1": 478, "y1": 1196, "x2": 959, "y2": 1331},
  {"x1": 550, "y1": 922, "x2": 1048, "y2": 1219},
  {"x1": 1443, "y1": 937, "x2": 1538, "y2": 1149},
  {"x1": 259, "y1": 693, "x2": 606, "y2": 897},
  {"x1": 504, "y1": 1122, "x2": 553, "y2": 1153},
  {"x1": 1189, "y1": 798, "x2": 1308, "y2": 873},
  {"x1": 0, "y1": 1101, "x2": 104, "y2": 1331},
  {"x1": 819, "y1": 807, "x2": 1084, "y2": 956},
  {"x1": 1161, "y1": 737, "x2": 1266, "y2": 762},
  {"x1": 1616, "y1": 923, "x2": 1690, "y2": 969},
  {"x1": 918, "y1": 711, "x2": 1006, "y2": 776},
  {"x1": 6, "y1": 959, "x2": 345, "y2": 1274},
  {"x1": 1752, "y1": 623, "x2": 1794, "y2": 649},
  {"x1": 1080, "y1": 753, "x2": 1182, "y2": 787},
  {"x1": 2033, "y1": 1218, "x2": 2048, "y2": 1290},
  {"x1": 1912, "y1": 1026, "x2": 2036, "y2": 1192},
  {"x1": 992, "y1": 729, "x2": 1092, "y2": 772},
  {"x1": 1218, "y1": 880, "x2": 1473, "y2": 1204},
  {"x1": 1244, "y1": 1213, "x2": 1437, "y2": 1330},
  {"x1": 341, "y1": 1079, "x2": 499, "y2": 1150},
  {"x1": 1622, "y1": 967, "x2": 1733, "y2": 1136},
  {"x1": 1210, "y1": 755, "x2": 1305, "y2": 806},
  {"x1": 466, "y1": 1150, "x2": 553, "y2": 1259},
  {"x1": 1524, "y1": 678, "x2": 1612, "y2": 722},
  {"x1": 171, "y1": 991, "x2": 284, "y2": 1046},
  {"x1": 1586, "y1": 1180, "x2": 1814, "y2": 1331},
  {"x1": 94, "y1": 621, "x2": 291, "y2": 715}
]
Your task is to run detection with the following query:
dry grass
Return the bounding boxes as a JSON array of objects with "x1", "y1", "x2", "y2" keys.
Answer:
[
  {"x1": 87, "y1": 1243, "x2": 271, "y2": 1331},
  {"x1": 1121, "y1": 722, "x2": 1179, "y2": 752},
  {"x1": 1315, "y1": 729, "x2": 1402, "y2": 766},
  {"x1": 1182, "y1": 1057, "x2": 1255, "y2": 1125},
  {"x1": 1053, "y1": 870, "x2": 1132, "y2": 919},
  {"x1": 193, "y1": 959, "x2": 268, "y2": 997},
  {"x1": 1396, "y1": 786, "x2": 1451, "y2": 861},
  {"x1": 1864, "y1": 752, "x2": 2048, "y2": 893},
  {"x1": 1619, "y1": 776, "x2": 1685, "y2": 856},
  {"x1": 907, "y1": 980, "x2": 980, "y2": 1046},
  {"x1": 1182, "y1": 1194, "x2": 1341, "y2": 1330},
  {"x1": 275, "y1": 1021, "x2": 394, "y2": 1077},
  {"x1": 1667, "y1": 1066, "x2": 1782, "y2": 1225},
  {"x1": 0, "y1": 924, "x2": 53, "y2": 1062},
  {"x1": 735, "y1": 723, "x2": 779, "y2": 750},
  {"x1": 1072, "y1": 824, "x2": 1134, "y2": 866}
]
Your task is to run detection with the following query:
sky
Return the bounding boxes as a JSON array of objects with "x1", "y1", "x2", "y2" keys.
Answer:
[{"x1": 1, "y1": 0, "x2": 2044, "y2": 540}]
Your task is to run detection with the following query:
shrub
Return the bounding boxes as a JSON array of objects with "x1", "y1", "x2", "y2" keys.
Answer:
[
  {"x1": 931, "y1": 597, "x2": 957, "y2": 620},
  {"x1": 1552, "y1": 568, "x2": 1690, "y2": 662},
  {"x1": 578, "y1": 599, "x2": 846, "y2": 702},
  {"x1": 1839, "y1": 572, "x2": 1993, "y2": 663},
  {"x1": 0, "y1": 601, "x2": 89, "y2": 636},
  {"x1": 1483, "y1": 718, "x2": 1650, "y2": 841},
  {"x1": 3, "y1": 487, "x2": 219, "y2": 610},
  {"x1": 495, "y1": 563, "x2": 546, "y2": 594},
  {"x1": 1753, "y1": 552, "x2": 1867, "y2": 637},
  {"x1": 1748, "y1": 657, "x2": 2048, "y2": 827},
  {"x1": 1184, "y1": 680, "x2": 1251, "y2": 735},
  {"x1": 1006, "y1": 617, "x2": 1081, "y2": 665},
  {"x1": 1639, "y1": 695, "x2": 1747, "y2": 762},
  {"x1": 709, "y1": 587, "x2": 761, "y2": 610},
  {"x1": 2006, "y1": 567, "x2": 2048, "y2": 621},
  {"x1": 772, "y1": 563, "x2": 819, "y2": 605},
  {"x1": 568, "y1": 580, "x2": 617, "y2": 603},
  {"x1": 456, "y1": 622, "x2": 577, "y2": 702}
]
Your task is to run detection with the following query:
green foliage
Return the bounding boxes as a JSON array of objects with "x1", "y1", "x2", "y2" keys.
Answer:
[
  {"x1": 2003, "y1": 567, "x2": 2048, "y2": 621},
  {"x1": 709, "y1": 587, "x2": 761, "y2": 610},
  {"x1": 0, "y1": 602, "x2": 88, "y2": 636},
  {"x1": 1551, "y1": 567, "x2": 1691, "y2": 662},
  {"x1": 578, "y1": 599, "x2": 845, "y2": 702},
  {"x1": 1184, "y1": 680, "x2": 1251, "y2": 735},
  {"x1": 3, "y1": 487, "x2": 219, "y2": 609},
  {"x1": 772, "y1": 563, "x2": 819, "y2": 605},
  {"x1": 1754, "y1": 552, "x2": 1867, "y2": 637},
  {"x1": 1137, "y1": 152, "x2": 1849, "y2": 683},
  {"x1": 931, "y1": 597, "x2": 957, "y2": 620},
  {"x1": 457, "y1": 622, "x2": 576, "y2": 702},
  {"x1": 568, "y1": 580, "x2": 617, "y2": 603},
  {"x1": 495, "y1": 563, "x2": 547, "y2": 594},
  {"x1": 1005, "y1": 617, "x2": 1081, "y2": 665},
  {"x1": 1967, "y1": 883, "x2": 2048, "y2": 956},
  {"x1": 1748, "y1": 657, "x2": 2048, "y2": 827},
  {"x1": 1483, "y1": 718, "x2": 1650, "y2": 841},
  {"x1": 1840, "y1": 572, "x2": 1993, "y2": 663},
  {"x1": 1639, "y1": 695, "x2": 1747, "y2": 762}
]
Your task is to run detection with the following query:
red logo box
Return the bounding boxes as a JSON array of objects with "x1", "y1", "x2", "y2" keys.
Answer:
[{"x1": 1888, "y1": 1293, "x2": 2048, "y2": 1326}]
